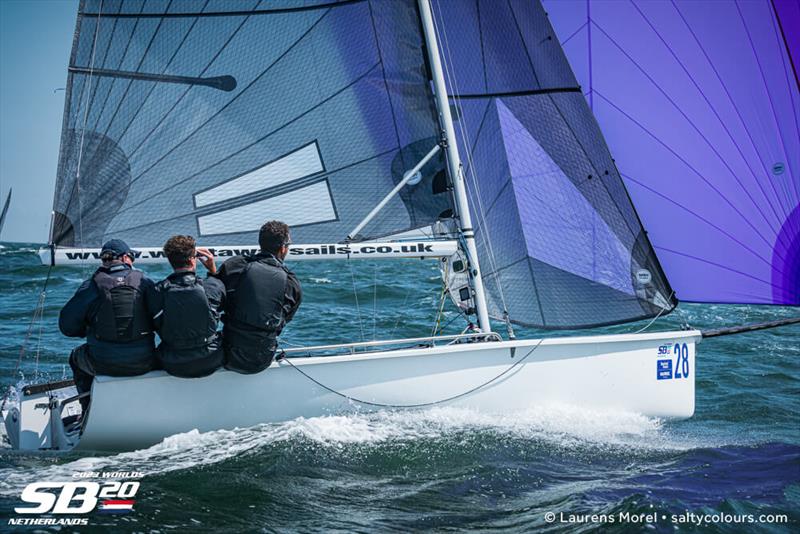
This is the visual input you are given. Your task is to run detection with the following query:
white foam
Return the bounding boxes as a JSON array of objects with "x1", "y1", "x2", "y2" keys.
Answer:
[{"x1": 0, "y1": 403, "x2": 728, "y2": 496}]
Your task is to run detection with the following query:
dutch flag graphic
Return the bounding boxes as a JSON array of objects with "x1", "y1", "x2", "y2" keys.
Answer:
[{"x1": 98, "y1": 500, "x2": 135, "y2": 514}]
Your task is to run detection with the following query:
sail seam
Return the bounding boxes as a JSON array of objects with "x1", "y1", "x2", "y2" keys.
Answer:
[
  {"x1": 622, "y1": 172, "x2": 781, "y2": 273},
  {"x1": 543, "y1": 91, "x2": 640, "y2": 243},
  {"x1": 506, "y1": 0, "x2": 541, "y2": 89},
  {"x1": 113, "y1": 0, "x2": 211, "y2": 145},
  {"x1": 475, "y1": 0, "x2": 488, "y2": 93},
  {"x1": 122, "y1": 1, "x2": 260, "y2": 162},
  {"x1": 656, "y1": 245, "x2": 798, "y2": 299},
  {"x1": 365, "y1": 0, "x2": 405, "y2": 172},
  {"x1": 126, "y1": 7, "x2": 332, "y2": 184},
  {"x1": 596, "y1": 90, "x2": 787, "y2": 262},
  {"x1": 89, "y1": 0, "x2": 149, "y2": 136},
  {"x1": 673, "y1": 0, "x2": 800, "y2": 217},
  {"x1": 606, "y1": 8, "x2": 792, "y2": 236},
  {"x1": 80, "y1": 0, "x2": 367, "y2": 18},
  {"x1": 113, "y1": 62, "x2": 381, "y2": 217},
  {"x1": 633, "y1": 1, "x2": 794, "y2": 231},
  {"x1": 101, "y1": 2, "x2": 176, "y2": 139},
  {"x1": 108, "y1": 144, "x2": 397, "y2": 235},
  {"x1": 450, "y1": 87, "x2": 581, "y2": 99},
  {"x1": 467, "y1": 97, "x2": 492, "y2": 154}
]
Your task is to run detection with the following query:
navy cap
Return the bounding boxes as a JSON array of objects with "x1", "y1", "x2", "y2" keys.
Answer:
[{"x1": 100, "y1": 239, "x2": 137, "y2": 258}]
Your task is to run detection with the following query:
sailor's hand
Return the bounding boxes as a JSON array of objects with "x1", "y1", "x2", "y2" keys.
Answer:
[{"x1": 196, "y1": 247, "x2": 216, "y2": 274}]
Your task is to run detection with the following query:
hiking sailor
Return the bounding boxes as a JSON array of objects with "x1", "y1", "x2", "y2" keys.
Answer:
[
  {"x1": 214, "y1": 220, "x2": 302, "y2": 374},
  {"x1": 59, "y1": 239, "x2": 156, "y2": 410},
  {"x1": 148, "y1": 235, "x2": 225, "y2": 378}
]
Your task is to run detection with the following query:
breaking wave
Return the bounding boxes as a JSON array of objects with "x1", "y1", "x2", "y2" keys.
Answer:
[{"x1": 0, "y1": 403, "x2": 730, "y2": 496}]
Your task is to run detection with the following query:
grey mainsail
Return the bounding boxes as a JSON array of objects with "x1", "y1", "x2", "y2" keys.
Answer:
[{"x1": 51, "y1": 0, "x2": 451, "y2": 248}]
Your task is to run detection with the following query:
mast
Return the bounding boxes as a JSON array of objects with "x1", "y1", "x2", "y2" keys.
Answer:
[{"x1": 417, "y1": 0, "x2": 491, "y2": 332}]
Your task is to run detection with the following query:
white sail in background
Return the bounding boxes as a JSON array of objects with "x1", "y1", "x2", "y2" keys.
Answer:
[{"x1": 0, "y1": 189, "x2": 10, "y2": 239}]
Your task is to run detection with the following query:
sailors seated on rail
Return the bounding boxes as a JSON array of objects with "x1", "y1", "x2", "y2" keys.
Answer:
[
  {"x1": 59, "y1": 239, "x2": 157, "y2": 411},
  {"x1": 214, "y1": 220, "x2": 302, "y2": 374},
  {"x1": 147, "y1": 235, "x2": 225, "y2": 378}
]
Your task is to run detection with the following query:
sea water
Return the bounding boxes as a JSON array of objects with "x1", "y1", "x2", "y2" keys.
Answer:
[{"x1": 0, "y1": 243, "x2": 798, "y2": 532}]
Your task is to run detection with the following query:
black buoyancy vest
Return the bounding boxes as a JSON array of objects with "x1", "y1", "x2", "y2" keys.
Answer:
[
  {"x1": 91, "y1": 268, "x2": 151, "y2": 342},
  {"x1": 159, "y1": 275, "x2": 217, "y2": 350},
  {"x1": 229, "y1": 256, "x2": 288, "y2": 332}
]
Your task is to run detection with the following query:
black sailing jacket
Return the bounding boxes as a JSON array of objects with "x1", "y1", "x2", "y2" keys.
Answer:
[{"x1": 59, "y1": 263, "x2": 156, "y2": 375}]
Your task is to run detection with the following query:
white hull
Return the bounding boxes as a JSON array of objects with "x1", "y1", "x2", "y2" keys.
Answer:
[{"x1": 3, "y1": 330, "x2": 700, "y2": 452}]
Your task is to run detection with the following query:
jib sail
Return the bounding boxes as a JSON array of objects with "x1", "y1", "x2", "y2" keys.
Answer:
[{"x1": 432, "y1": 0, "x2": 675, "y2": 329}]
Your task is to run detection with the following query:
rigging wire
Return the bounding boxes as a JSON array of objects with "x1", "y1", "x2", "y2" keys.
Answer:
[
  {"x1": 437, "y1": 305, "x2": 472, "y2": 335},
  {"x1": 0, "y1": 265, "x2": 54, "y2": 413},
  {"x1": 430, "y1": 3, "x2": 512, "y2": 328},
  {"x1": 631, "y1": 290, "x2": 676, "y2": 334},
  {"x1": 73, "y1": 0, "x2": 104, "y2": 272},
  {"x1": 372, "y1": 262, "x2": 378, "y2": 341},
  {"x1": 276, "y1": 338, "x2": 544, "y2": 409},
  {"x1": 4, "y1": 4, "x2": 105, "y2": 409},
  {"x1": 349, "y1": 261, "x2": 366, "y2": 342},
  {"x1": 431, "y1": 259, "x2": 449, "y2": 337}
]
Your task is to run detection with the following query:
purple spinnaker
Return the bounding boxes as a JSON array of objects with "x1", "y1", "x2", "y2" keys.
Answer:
[{"x1": 544, "y1": 0, "x2": 800, "y2": 305}]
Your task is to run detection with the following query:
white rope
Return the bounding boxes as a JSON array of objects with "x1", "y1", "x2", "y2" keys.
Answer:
[{"x1": 632, "y1": 291, "x2": 676, "y2": 334}]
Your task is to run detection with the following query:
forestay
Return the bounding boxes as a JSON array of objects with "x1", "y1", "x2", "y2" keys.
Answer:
[
  {"x1": 545, "y1": 0, "x2": 800, "y2": 305},
  {"x1": 51, "y1": 0, "x2": 452, "y2": 249},
  {"x1": 431, "y1": 0, "x2": 675, "y2": 329}
]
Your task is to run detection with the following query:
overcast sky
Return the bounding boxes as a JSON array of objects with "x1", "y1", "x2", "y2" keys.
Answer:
[{"x1": 0, "y1": 0, "x2": 78, "y2": 243}]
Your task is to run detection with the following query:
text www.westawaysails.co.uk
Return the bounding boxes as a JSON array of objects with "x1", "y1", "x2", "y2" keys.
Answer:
[{"x1": 62, "y1": 243, "x2": 438, "y2": 261}]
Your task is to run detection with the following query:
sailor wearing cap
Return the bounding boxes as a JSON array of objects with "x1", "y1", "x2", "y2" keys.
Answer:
[{"x1": 59, "y1": 239, "x2": 158, "y2": 410}]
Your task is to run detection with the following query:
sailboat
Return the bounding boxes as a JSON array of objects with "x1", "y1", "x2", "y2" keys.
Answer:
[
  {"x1": 2, "y1": 0, "x2": 797, "y2": 453},
  {"x1": 0, "y1": 188, "x2": 10, "y2": 240}
]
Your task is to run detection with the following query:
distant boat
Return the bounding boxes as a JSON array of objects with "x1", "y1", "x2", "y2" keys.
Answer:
[
  {"x1": 0, "y1": 188, "x2": 10, "y2": 240},
  {"x1": 1, "y1": 0, "x2": 798, "y2": 453}
]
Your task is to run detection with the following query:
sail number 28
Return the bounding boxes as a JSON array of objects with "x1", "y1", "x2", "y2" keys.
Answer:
[{"x1": 673, "y1": 343, "x2": 690, "y2": 379}]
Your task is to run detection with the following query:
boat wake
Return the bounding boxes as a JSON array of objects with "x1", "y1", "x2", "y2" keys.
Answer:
[{"x1": 0, "y1": 404, "x2": 728, "y2": 496}]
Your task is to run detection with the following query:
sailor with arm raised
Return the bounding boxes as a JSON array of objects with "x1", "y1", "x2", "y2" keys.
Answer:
[{"x1": 148, "y1": 235, "x2": 225, "y2": 378}]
